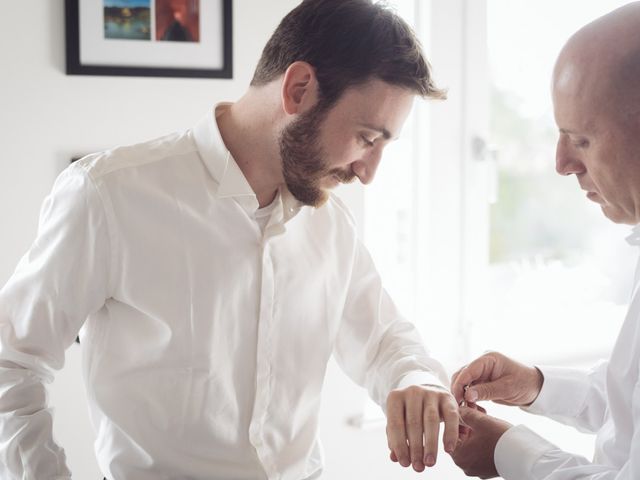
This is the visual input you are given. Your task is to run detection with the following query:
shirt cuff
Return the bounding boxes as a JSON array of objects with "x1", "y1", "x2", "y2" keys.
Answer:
[
  {"x1": 523, "y1": 365, "x2": 590, "y2": 417},
  {"x1": 495, "y1": 424, "x2": 556, "y2": 480},
  {"x1": 395, "y1": 371, "x2": 446, "y2": 390}
]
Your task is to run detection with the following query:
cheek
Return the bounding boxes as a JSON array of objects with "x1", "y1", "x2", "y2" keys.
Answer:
[
  {"x1": 591, "y1": 164, "x2": 626, "y2": 204},
  {"x1": 324, "y1": 138, "x2": 361, "y2": 167}
]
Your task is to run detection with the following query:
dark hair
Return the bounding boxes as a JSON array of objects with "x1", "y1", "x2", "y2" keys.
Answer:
[{"x1": 251, "y1": 0, "x2": 446, "y2": 108}]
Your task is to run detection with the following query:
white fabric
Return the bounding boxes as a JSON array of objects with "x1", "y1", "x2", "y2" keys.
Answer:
[
  {"x1": 0, "y1": 105, "x2": 447, "y2": 480},
  {"x1": 254, "y1": 197, "x2": 278, "y2": 233},
  {"x1": 495, "y1": 224, "x2": 640, "y2": 480}
]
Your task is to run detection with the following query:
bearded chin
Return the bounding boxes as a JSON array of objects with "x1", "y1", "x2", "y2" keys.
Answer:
[
  {"x1": 285, "y1": 179, "x2": 329, "y2": 208},
  {"x1": 281, "y1": 152, "x2": 329, "y2": 207}
]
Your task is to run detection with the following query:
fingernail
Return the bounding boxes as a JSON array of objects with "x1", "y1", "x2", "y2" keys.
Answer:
[
  {"x1": 467, "y1": 389, "x2": 478, "y2": 402},
  {"x1": 425, "y1": 454, "x2": 435, "y2": 467},
  {"x1": 445, "y1": 442, "x2": 455, "y2": 453}
]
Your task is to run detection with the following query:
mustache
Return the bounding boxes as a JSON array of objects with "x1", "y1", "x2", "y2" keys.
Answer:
[{"x1": 329, "y1": 168, "x2": 357, "y2": 184}]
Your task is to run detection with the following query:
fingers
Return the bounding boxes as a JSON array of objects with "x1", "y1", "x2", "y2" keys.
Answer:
[
  {"x1": 404, "y1": 391, "x2": 425, "y2": 471},
  {"x1": 466, "y1": 379, "x2": 506, "y2": 403},
  {"x1": 441, "y1": 396, "x2": 460, "y2": 454},
  {"x1": 422, "y1": 398, "x2": 439, "y2": 468},
  {"x1": 456, "y1": 403, "x2": 482, "y2": 444},
  {"x1": 386, "y1": 391, "x2": 410, "y2": 468},
  {"x1": 458, "y1": 423, "x2": 471, "y2": 443},
  {"x1": 450, "y1": 355, "x2": 497, "y2": 404},
  {"x1": 452, "y1": 353, "x2": 544, "y2": 408},
  {"x1": 387, "y1": 386, "x2": 460, "y2": 472},
  {"x1": 458, "y1": 405, "x2": 487, "y2": 429}
]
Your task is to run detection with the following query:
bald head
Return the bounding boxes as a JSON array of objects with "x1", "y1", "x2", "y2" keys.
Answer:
[
  {"x1": 552, "y1": 2, "x2": 640, "y2": 226},
  {"x1": 553, "y1": 2, "x2": 640, "y2": 120}
]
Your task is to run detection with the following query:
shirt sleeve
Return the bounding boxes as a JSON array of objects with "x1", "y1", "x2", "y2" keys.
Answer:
[
  {"x1": 0, "y1": 161, "x2": 113, "y2": 479},
  {"x1": 495, "y1": 422, "x2": 640, "y2": 480},
  {"x1": 523, "y1": 362, "x2": 609, "y2": 433},
  {"x1": 332, "y1": 240, "x2": 448, "y2": 411},
  {"x1": 494, "y1": 361, "x2": 637, "y2": 480}
]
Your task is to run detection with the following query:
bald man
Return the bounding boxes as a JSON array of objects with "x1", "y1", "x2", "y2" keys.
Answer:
[{"x1": 449, "y1": 3, "x2": 640, "y2": 479}]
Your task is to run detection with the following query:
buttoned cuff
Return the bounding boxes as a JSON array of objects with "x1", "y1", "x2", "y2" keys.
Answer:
[
  {"x1": 523, "y1": 365, "x2": 590, "y2": 417},
  {"x1": 395, "y1": 371, "x2": 446, "y2": 390},
  {"x1": 495, "y1": 424, "x2": 555, "y2": 480}
]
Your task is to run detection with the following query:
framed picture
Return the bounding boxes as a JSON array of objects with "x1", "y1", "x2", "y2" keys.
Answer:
[{"x1": 65, "y1": 0, "x2": 232, "y2": 79}]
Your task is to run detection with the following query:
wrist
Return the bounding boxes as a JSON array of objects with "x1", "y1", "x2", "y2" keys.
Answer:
[{"x1": 523, "y1": 366, "x2": 544, "y2": 406}]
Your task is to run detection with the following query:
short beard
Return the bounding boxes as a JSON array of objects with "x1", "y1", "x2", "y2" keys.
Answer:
[{"x1": 279, "y1": 103, "x2": 355, "y2": 207}]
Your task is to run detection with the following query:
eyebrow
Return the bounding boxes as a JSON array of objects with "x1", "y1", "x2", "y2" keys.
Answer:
[
  {"x1": 359, "y1": 123, "x2": 395, "y2": 140},
  {"x1": 559, "y1": 127, "x2": 592, "y2": 137}
]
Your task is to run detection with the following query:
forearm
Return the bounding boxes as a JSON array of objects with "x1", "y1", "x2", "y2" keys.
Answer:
[
  {"x1": 369, "y1": 320, "x2": 448, "y2": 399},
  {"x1": 335, "y1": 240, "x2": 447, "y2": 407},
  {"x1": 524, "y1": 363, "x2": 608, "y2": 433},
  {"x1": 335, "y1": 296, "x2": 447, "y2": 408}
]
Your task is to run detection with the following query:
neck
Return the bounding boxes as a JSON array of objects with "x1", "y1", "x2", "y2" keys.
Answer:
[{"x1": 216, "y1": 87, "x2": 284, "y2": 207}]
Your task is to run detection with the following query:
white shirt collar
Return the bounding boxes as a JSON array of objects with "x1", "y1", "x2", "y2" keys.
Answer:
[
  {"x1": 192, "y1": 104, "x2": 257, "y2": 214},
  {"x1": 192, "y1": 104, "x2": 303, "y2": 220},
  {"x1": 626, "y1": 224, "x2": 640, "y2": 246}
]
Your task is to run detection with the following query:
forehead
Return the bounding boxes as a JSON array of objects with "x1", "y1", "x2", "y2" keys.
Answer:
[
  {"x1": 326, "y1": 80, "x2": 416, "y2": 132},
  {"x1": 552, "y1": 60, "x2": 606, "y2": 134},
  {"x1": 553, "y1": 90, "x2": 598, "y2": 135},
  {"x1": 551, "y1": 40, "x2": 640, "y2": 136}
]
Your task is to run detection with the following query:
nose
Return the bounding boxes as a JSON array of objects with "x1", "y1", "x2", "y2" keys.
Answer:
[
  {"x1": 352, "y1": 147, "x2": 383, "y2": 185},
  {"x1": 555, "y1": 135, "x2": 585, "y2": 176}
]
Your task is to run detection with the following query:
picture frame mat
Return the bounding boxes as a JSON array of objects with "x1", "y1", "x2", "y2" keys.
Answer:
[{"x1": 80, "y1": 0, "x2": 224, "y2": 69}]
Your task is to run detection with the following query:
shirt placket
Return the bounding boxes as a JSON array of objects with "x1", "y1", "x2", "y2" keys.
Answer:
[
  {"x1": 248, "y1": 191, "x2": 297, "y2": 479},
  {"x1": 250, "y1": 233, "x2": 279, "y2": 479}
]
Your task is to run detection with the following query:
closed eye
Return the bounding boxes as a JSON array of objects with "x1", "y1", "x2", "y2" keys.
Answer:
[
  {"x1": 573, "y1": 138, "x2": 590, "y2": 149},
  {"x1": 360, "y1": 135, "x2": 375, "y2": 147}
]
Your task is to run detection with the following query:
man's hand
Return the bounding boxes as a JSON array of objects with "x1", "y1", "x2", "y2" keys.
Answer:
[
  {"x1": 386, "y1": 384, "x2": 459, "y2": 472},
  {"x1": 450, "y1": 406, "x2": 511, "y2": 479},
  {"x1": 451, "y1": 352, "x2": 544, "y2": 407}
]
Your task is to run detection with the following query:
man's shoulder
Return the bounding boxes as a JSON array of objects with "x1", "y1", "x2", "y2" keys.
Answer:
[{"x1": 73, "y1": 128, "x2": 197, "y2": 181}]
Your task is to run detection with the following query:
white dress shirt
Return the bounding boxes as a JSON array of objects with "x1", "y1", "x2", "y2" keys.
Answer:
[
  {"x1": 495, "y1": 225, "x2": 640, "y2": 479},
  {"x1": 0, "y1": 105, "x2": 446, "y2": 480}
]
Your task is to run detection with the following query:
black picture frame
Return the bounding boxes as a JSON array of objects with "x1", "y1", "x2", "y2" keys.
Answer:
[{"x1": 65, "y1": 0, "x2": 233, "y2": 79}]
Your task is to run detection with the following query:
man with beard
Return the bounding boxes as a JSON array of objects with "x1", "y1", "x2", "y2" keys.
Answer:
[
  {"x1": 449, "y1": 2, "x2": 640, "y2": 479},
  {"x1": 0, "y1": 1, "x2": 459, "y2": 479}
]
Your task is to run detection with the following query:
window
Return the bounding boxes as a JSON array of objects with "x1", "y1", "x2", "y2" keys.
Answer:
[
  {"x1": 476, "y1": 0, "x2": 634, "y2": 367},
  {"x1": 345, "y1": 0, "x2": 636, "y2": 465}
]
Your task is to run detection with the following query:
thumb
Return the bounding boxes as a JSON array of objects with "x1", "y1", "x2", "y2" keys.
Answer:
[
  {"x1": 466, "y1": 379, "x2": 507, "y2": 403},
  {"x1": 459, "y1": 406, "x2": 487, "y2": 429}
]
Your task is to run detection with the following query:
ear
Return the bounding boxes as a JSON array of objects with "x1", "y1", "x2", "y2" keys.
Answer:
[{"x1": 281, "y1": 61, "x2": 319, "y2": 115}]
